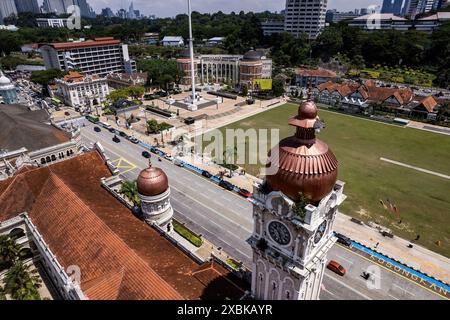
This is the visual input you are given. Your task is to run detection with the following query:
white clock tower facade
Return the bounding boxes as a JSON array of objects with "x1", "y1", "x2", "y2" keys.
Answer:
[
  {"x1": 249, "y1": 183, "x2": 346, "y2": 300},
  {"x1": 248, "y1": 100, "x2": 346, "y2": 300}
]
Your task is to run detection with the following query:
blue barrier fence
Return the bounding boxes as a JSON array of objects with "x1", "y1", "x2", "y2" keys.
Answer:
[{"x1": 351, "y1": 241, "x2": 450, "y2": 292}]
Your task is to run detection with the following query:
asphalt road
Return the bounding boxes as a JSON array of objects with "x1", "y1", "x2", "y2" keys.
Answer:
[{"x1": 79, "y1": 119, "x2": 444, "y2": 300}]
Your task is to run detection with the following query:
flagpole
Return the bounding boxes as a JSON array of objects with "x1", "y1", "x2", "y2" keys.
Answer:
[{"x1": 188, "y1": 0, "x2": 196, "y2": 106}]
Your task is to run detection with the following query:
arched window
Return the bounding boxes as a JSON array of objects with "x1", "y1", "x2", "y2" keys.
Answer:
[
  {"x1": 67, "y1": 150, "x2": 70, "y2": 156},
  {"x1": 51, "y1": 154, "x2": 56, "y2": 161},
  {"x1": 286, "y1": 291, "x2": 290, "y2": 300},
  {"x1": 19, "y1": 248, "x2": 33, "y2": 260},
  {"x1": 9, "y1": 228, "x2": 25, "y2": 240},
  {"x1": 46, "y1": 156, "x2": 51, "y2": 163},
  {"x1": 41, "y1": 158, "x2": 46, "y2": 165}
]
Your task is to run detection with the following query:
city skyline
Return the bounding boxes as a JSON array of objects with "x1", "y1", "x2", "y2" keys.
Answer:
[{"x1": 36, "y1": 0, "x2": 382, "y2": 18}]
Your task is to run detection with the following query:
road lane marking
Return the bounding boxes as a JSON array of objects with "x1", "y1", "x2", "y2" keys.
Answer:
[
  {"x1": 393, "y1": 283, "x2": 416, "y2": 297},
  {"x1": 335, "y1": 254, "x2": 354, "y2": 266},
  {"x1": 323, "y1": 273, "x2": 372, "y2": 300},
  {"x1": 336, "y1": 243, "x2": 448, "y2": 300},
  {"x1": 388, "y1": 293, "x2": 400, "y2": 300}
]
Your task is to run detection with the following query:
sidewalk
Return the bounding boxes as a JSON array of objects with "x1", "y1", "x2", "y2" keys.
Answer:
[{"x1": 97, "y1": 112, "x2": 450, "y2": 284}]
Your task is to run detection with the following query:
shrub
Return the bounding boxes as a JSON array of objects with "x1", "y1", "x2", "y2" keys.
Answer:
[{"x1": 173, "y1": 221, "x2": 203, "y2": 247}]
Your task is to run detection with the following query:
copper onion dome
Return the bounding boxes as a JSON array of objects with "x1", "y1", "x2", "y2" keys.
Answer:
[
  {"x1": 265, "y1": 100, "x2": 338, "y2": 203},
  {"x1": 137, "y1": 161, "x2": 169, "y2": 197}
]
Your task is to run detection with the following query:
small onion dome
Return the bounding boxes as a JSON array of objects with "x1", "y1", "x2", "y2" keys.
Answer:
[
  {"x1": 265, "y1": 100, "x2": 338, "y2": 203},
  {"x1": 137, "y1": 163, "x2": 169, "y2": 197},
  {"x1": 243, "y1": 50, "x2": 263, "y2": 61},
  {"x1": 0, "y1": 71, "x2": 12, "y2": 86}
]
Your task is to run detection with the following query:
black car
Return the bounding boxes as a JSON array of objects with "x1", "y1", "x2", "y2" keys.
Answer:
[
  {"x1": 202, "y1": 170, "x2": 212, "y2": 178},
  {"x1": 142, "y1": 151, "x2": 151, "y2": 158},
  {"x1": 118, "y1": 131, "x2": 127, "y2": 137},
  {"x1": 93, "y1": 126, "x2": 101, "y2": 132},
  {"x1": 112, "y1": 135, "x2": 121, "y2": 143},
  {"x1": 219, "y1": 180, "x2": 234, "y2": 191},
  {"x1": 108, "y1": 127, "x2": 116, "y2": 133},
  {"x1": 184, "y1": 117, "x2": 195, "y2": 125},
  {"x1": 334, "y1": 233, "x2": 352, "y2": 247}
]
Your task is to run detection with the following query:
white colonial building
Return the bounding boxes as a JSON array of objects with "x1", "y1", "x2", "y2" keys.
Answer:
[{"x1": 55, "y1": 71, "x2": 109, "y2": 111}]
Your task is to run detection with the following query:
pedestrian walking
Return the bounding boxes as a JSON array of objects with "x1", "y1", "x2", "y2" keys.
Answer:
[{"x1": 375, "y1": 242, "x2": 379, "y2": 249}]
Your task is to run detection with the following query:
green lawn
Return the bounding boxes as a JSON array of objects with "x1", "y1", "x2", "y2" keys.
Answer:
[{"x1": 214, "y1": 103, "x2": 450, "y2": 257}]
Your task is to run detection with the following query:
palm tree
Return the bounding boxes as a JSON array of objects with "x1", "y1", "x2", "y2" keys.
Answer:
[
  {"x1": 119, "y1": 180, "x2": 141, "y2": 207},
  {"x1": 4, "y1": 261, "x2": 41, "y2": 300},
  {"x1": 223, "y1": 146, "x2": 238, "y2": 178},
  {"x1": 0, "y1": 235, "x2": 21, "y2": 270}
]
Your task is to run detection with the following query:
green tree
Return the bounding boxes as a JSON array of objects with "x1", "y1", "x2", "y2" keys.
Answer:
[
  {"x1": 272, "y1": 79, "x2": 285, "y2": 97},
  {"x1": 223, "y1": 146, "x2": 238, "y2": 177},
  {"x1": 29, "y1": 69, "x2": 67, "y2": 86},
  {"x1": 147, "y1": 119, "x2": 161, "y2": 134},
  {"x1": 4, "y1": 261, "x2": 41, "y2": 300},
  {"x1": 241, "y1": 84, "x2": 248, "y2": 97},
  {"x1": 119, "y1": 180, "x2": 141, "y2": 207},
  {"x1": 0, "y1": 235, "x2": 21, "y2": 270},
  {"x1": 292, "y1": 193, "x2": 310, "y2": 220}
]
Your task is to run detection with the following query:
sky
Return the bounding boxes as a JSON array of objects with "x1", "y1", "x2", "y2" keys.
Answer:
[{"x1": 38, "y1": 1, "x2": 383, "y2": 18}]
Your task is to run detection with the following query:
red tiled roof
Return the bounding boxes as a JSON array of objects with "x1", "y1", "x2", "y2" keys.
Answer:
[
  {"x1": 296, "y1": 68, "x2": 337, "y2": 78},
  {"x1": 416, "y1": 96, "x2": 438, "y2": 113},
  {"x1": 0, "y1": 151, "x2": 247, "y2": 300}
]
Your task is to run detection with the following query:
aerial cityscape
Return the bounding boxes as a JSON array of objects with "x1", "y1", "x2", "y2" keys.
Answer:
[{"x1": 0, "y1": 0, "x2": 449, "y2": 307}]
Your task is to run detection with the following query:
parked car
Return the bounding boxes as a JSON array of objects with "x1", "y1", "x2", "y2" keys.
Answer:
[
  {"x1": 142, "y1": 151, "x2": 151, "y2": 159},
  {"x1": 334, "y1": 232, "x2": 352, "y2": 247},
  {"x1": 184, "y1": 117, "x2": 195, "y2": 125},
  {"x1": 93, "y1": 126, "x2": 101, "y2": 133},
  {"x1": 108, "y1": 127, "x2": 116, "y2": 133},
  {"x1": 238, "y1": 188, "x2": 253, "y2": 198},
  {"x1": 202, "y1": 170, "x2": 212, "y2": 178},
  {"x1": 129, "y1": 137, "x2": 139, "y2": 144},
  {"x1": 164, "y1": 154, "x2": 174, "y2": 161},
  {"x1": 112, "y1": 135, "x2": 121, "y2": 143},
  {"x1": 327, "y1": 261, "x2": 346, "y2": 276},
  {"x1": 118, "y1": 131, "x2": 127, "y2": 137},
  {"x1": 219, "y1": 180, "x2": 234, "y2": 191},
  {"x1": 174, "y1": 159, "x2": 184, "y2": 167}
]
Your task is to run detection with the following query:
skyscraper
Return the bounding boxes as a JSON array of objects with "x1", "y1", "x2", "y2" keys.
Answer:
[
  {"x1": 381, "y1": 0, "x2": 405, "y2": 14},
  {"x1": 404, "y1": 0, "x2": 443, "y2": 17},
  {"x1": 14, "y1": 0, "x2": 40, "y2": 14},
  {"x1": 43, "y1": 0, "x2": 95, "y2": 17},
  {"x1": 0, "y1": 0, "x2": 17, "y2": 25},
  {"x1": 284, "y1": 0, "x2": 328, "y2": 39},
  {"x1": 101, "y1": 7, "x2": 115, "y2": 17}
]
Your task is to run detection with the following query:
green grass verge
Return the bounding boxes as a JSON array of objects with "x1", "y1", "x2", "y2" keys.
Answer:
[
  {"x1": 213, "y1": 103, "x2": 450, "y2": 258},
  {"x1": 173, "y1": 220, "x2": 203, "y2": 248},
  {"x1": 226, "y1": 258, "x2": 240, "y2": 270}
]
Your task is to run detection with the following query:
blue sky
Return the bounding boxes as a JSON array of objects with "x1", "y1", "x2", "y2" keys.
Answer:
[{"x1": 39, "y1": 1, "x2": 382, "y2": 18}]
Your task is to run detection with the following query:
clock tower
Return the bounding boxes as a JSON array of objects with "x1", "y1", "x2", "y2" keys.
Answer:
[{"x1": 248, "y1": 100, "x2": 346, "y2": 300}]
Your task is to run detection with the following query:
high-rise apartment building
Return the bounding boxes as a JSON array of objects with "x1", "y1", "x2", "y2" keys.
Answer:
[
  {"x1": 381, "y1": 0, "x2": 405, "y2": 14},
  {"x1": 0, "y1": 0, "x2": 17, "y2": 25},
  {"x1": 43, "y1": 0, "x2": 95, "y2": 17},
  {"x1": 39, "y1": 37, "x2": 136, "y2": 77},
  {"x1": 14, "y1": 0, "x2": 40, "y2": 14},
  {"x1": 284, "y1": 0, "x2": 328, "y2": 39}
]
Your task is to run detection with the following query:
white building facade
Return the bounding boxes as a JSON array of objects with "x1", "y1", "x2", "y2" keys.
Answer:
[
  {"x1": 55, "y1": 72, "x2": 109, "y2": 109},
  {"x1": 284, "y1": 0, "x2": 328, "y2": 39},
  {"x1": 39, "y1": 37, "x2": 136, "y2": 77}
]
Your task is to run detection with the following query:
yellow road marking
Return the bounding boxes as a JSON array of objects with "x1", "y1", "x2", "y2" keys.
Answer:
[
  {"x1": 111, "y1": 157, "x2": 137, "y2": 174},
  {"x1": 336, "y1": 243, "x2": 449, "y2": 300}
]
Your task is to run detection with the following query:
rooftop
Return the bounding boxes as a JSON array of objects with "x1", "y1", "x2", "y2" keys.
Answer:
[
  {"x1": 162, "y1": 36, "x2": 184, "y2": 42},
  {"x1": 353, "y1": 13, "x2": 408, "y2": 21},
  {"x1": 39, "y1": 37, "x2": 121, "y2": 50},
  {"x1": 296, "y1": 68, "x2": 337, "y2": 78},
  {"x1": 0, "y1": 151, "x2": 247, "y2": 300}
]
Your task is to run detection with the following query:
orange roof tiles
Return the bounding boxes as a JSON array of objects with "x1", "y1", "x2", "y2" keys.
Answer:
[
  {"x1": 296, "y1": 68, "x2": 337, "y2": 78},
  {"x1": 40, "y1": 38, "x2": 121, "y2": 51},
  {"x1": 0, "y1": 151, "x2": 248, "y2": 300}
]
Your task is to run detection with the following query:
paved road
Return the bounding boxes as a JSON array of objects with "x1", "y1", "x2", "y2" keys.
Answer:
[{"x1": 79, "y1": 120, "x2": 444, "y2": 300}]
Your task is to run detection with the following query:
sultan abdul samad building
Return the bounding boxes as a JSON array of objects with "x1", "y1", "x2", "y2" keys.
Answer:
[{"x1": 0, "y1": 98, "x2": 344, "y2": 300}]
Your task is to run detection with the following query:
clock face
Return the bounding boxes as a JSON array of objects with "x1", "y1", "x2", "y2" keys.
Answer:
[
  {"x1": 314, "y1": 220, "x2": 327, "y2": 244},
  {"x1": 268, "y1": 221, "x2": 291, "y2": 246}
]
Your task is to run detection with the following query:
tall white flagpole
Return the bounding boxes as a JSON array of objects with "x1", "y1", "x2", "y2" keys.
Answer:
[{"x1": 188, "y1": 0, "x2": 196, "y2": 105}]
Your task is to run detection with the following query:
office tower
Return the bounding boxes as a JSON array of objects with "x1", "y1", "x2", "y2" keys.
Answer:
[
  {"x1": 284, "y1": 0, "x2": 328, "y2": 39},
  {"x1": 381, "y1": 0, "x2": 405, "y2": 14},
  {"x1": 14, "y1": 0, "x2": 40, "y2": 14},
  {"x1": 39, "y1": 37, "x2": 136, "y2": 77},
  {"x1": 101, "y1": 7, "x2": 115, "y2": 17},
  {"x1": 0, "y1": 0, "x2": 17, "y2": 25}
]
